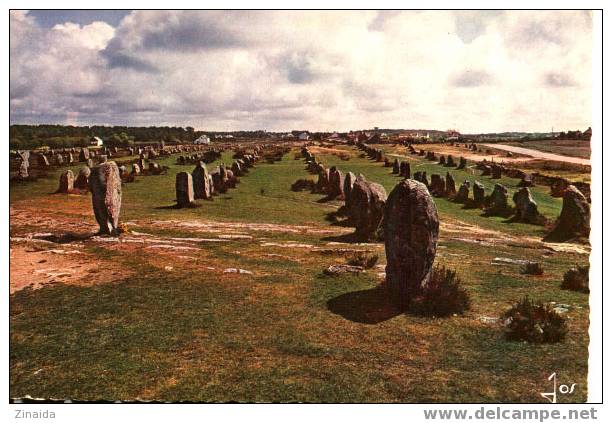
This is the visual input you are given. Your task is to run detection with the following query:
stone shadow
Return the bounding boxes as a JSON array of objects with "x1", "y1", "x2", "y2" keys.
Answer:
[
  {"x1": 327, "y1": 287, "x2": 402, "y2": 324},
  {"x1": 35, "y1": 232, "x2": 96, "y2": 244},
  {"x1": 321, "y1": 232, "x2": 371, "y2": 244}
]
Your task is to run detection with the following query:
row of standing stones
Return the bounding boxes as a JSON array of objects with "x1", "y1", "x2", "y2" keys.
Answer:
[
  {"x1": 356, "y1": 143, "x2": 590, "y2": 242},
  {"x1": 54, "y1": 145, "x2": 217, "y2": 195},
  {"x1": 303, "y1": 146, "x2": 437, "y2": 309},
  {"x1": 174, "y1": 150, "x2": 260, "y2": 208},
  {"x1": 59, "y1": 144, "x2": 287, "y2": 235},
  {"x1": 45, "y1": 144, "x2": 244, "y2": 235},
  {"x1": 12, "y1": 144, "x2": 210, "y2": 181},
  {"x1": 302, "y1": 142, "x2": 590, "y2": 306}
]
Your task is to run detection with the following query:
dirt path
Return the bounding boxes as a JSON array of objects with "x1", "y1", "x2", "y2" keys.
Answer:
[{"x1": 481, "y1": 144, "x2": 591, "y2": 166}]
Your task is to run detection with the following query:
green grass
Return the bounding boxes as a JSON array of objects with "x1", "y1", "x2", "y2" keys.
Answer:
[{"x1": 10, "y1": 146, "x2": 591, "y2": 402}]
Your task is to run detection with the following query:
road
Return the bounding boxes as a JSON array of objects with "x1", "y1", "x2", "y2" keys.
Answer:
[{"x1": 481, "y1": 144, "x2": 591, "y2": 166}]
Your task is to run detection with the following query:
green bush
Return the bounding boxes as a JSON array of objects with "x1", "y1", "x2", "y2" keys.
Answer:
[
  {"x1": 411, "y1": 266, "x2": 470, "y2": 317},
  {"x1": 502, "y1": 296, "x2": 567, "y2": 343},
  {"x1": 561, "y1": 265, "x2": 590, "y2": 293}
]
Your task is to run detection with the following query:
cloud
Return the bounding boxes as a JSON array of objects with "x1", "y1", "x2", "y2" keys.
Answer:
[
  {"x1": 544, "y1": 72, "x2": 577, "y2": 87},
  {"x1": 451, "y1": 70, "x2": 494, "y2": 87},
  {"x1": 9, "y1": 10, "x2": 593, "y2": 132}
]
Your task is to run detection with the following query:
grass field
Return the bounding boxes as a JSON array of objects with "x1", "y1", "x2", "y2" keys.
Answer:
[{"x1": 9, "y1": 144, "x2": 591, "y2": 402}]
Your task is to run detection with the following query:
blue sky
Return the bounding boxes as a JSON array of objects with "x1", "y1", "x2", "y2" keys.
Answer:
[
  {"x1": 27, "y1": 10, "x2": 130, "y2": 27},
  {"x1": 10, "y1": 10, "x2": 593, "y2": 132}
]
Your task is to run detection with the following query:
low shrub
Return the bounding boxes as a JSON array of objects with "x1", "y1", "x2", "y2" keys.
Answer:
[
  {"x1": 521, "y1": 262, "x2": 544, "y2": 275},
  {"x1": 502, "y1": 296, "x2": 567, "y2": 343},
  {"x1": 410, "y1": 266, "x2": 470, "y2": 317},
  {"x1": 561, "y1": 265, "x2": 590, "y2": 293},
  {"x1": 346, "y1": 252, "x2": 378, "y2": 269}
]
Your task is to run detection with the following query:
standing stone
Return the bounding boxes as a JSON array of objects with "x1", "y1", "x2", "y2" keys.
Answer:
[
  {"x1": 75, "y1": 167, "x2": 91, "y2": 190},
  {"x1": 414, "y1": 171, "x2": 429, "y2": 187},
  {"x1": 231, "y1": 161, "x2": 242, "y2": 177},
  {"x1": 547, "y1": 185, "x2": 590, "y2": 240},
  {"x1": 383, "y1": 179, "x2": 439, "y2": 308},
  {"x1": 211, "y1": 171, "x2": 224, "y2": 194},
  {"x1": 392, "y1": 158, "x2": 400, "y2": 174},
  {"x1": 518, "y1": 173, "x2": 535, "y2": 187},
  {"x1": 192, "y1": 162, "x2": 211, "y2": 199},
  {"x1": 491, "y1": 165, "x2": 503, "y2": 179},
  {"x1": 343, "y1": 172, "x2": 357, "y2": 208},
  {"x1": 38, "y1": 154, "x2": 50, "y2": 167},
  {"x1": 429, "y1": 174, "x2": 446, "y2": 197},
  {"x1": 457, "y1": 156, "x2": 467, "y2": 169},
  {"x1": 55, "y1": 154, "x2": 64, "y2": 165},
  {"x1": 446, "y1": 155, "x2": 456, "y2": 167},
  {"x1": 348, "y1": 179, "x2": 387, "y2": 239},
  {"x1": 207, "y1": 173, "x2": 215, "y2": 195},
  {"x1": 328, "y1": 167, "x2": 344, "y2": 199},
  {"x1": 79, "y1": 148, "x2": 90, "y2": 162},
  {"x1": 486, "y1": 183, "x2": 510, "y2": 214},
  {"x1": 400, "y1": 161, "x2": 411, "y2": 179},
  {"x1": 131, "y1": 163, "x2": 141, "y2": 175},
  {"x1": 57, "y1": 170, "x2": 74, "y2": 193},
  {"x1": 175, "y1": 172, "x2": 195, "y2": 208},
  {"x1": 455, "y1": 181, "x2": 470, "y2": 203},
  {"x1": 513, "y1": 187, "x2": 541, "y2": 223},
  {"x1": 18, "y1": 159, "x2": 29, "y2": 179},
  {"x1": 445, "y1": 172, "x2": 456, "y2": 197},
  {"x1": 439, "y1": 155, "x2": 446, "y2": 165},
  {"x1": 473, "y1": 181, "x2": 485, "y2": 207},
  {"x1": 86, "y1": 158, "x2": 94, "y2": 168},
  {"x1": 67, "y1": 152, "x2": 74, "y2": 164},
  {"x1": 550, "y1": 178, "x2": 570, "y2": 197},
  {"x1": 316, "y1": 168, "x2": 330, "y2": 194},
  {"x1": 226, "y1": 169, "x2": 237, "y2": 189},
  {"x1": 89, "y1": 162, "x2": 122, "y2": 235},
  {"x1": 137, "y1": 158, "x2": 146, "y2": 171}
]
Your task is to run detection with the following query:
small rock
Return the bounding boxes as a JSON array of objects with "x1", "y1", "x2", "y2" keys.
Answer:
[
  {"x1": 223, "y1": 268, "x2": 253, "y2": 275},
  {"x1": 323, "y1": 264, "x2": 364, "y2": 276}
]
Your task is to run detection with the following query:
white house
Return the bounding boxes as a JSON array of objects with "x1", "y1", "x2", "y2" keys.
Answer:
[
  {"x1": 194, "y1": 135, "x2": 211, "y2": 144},
  {"x1": 298, "y1": 132, "x2": 310, "y2": 141},
  {"x1": 90, "y1": 136, "x2": 104, "y2": 147}
]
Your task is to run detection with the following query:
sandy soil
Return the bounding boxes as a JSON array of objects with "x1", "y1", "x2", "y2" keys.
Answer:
[
  {"x1": 481, "y1": 144, "x2": 591, "y2": 165},
  {"x1": 9, "y1": 242, "x2": 132, "y2": 294}
]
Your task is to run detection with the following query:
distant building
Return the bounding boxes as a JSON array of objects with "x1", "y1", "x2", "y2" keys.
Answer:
[
  {"x1": 298, "y1": 132, "x2": 310, "y2": 141},
  {"x1": 90, "y1": 136, "x2": 104, "y2": 147},
  {"x1": 194, "y1": 135, "x2": 211, "y2": 144}
]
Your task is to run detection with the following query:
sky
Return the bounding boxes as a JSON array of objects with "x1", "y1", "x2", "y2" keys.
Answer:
[{"x1": 10, "y1": 10, "x2": 593, "y2": 133}]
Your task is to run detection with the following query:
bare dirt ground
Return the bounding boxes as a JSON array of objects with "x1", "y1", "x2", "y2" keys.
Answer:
[
  {"x1": 9, "y1": 243, "x2": 132, "y2": 294},
  {"x1": 9, "y1": 196, "x2": 589, "y2": 296},
  {"x1": 408, "y1": 143, "x2": 532, "y2": 164},
  {"x1": 481, "y1": 144, "x2": 591, "y2": 166}
]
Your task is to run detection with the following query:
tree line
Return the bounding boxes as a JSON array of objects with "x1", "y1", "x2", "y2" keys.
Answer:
[{"x1": 9, "y1": 125, "x2": 203, "y2": 150}]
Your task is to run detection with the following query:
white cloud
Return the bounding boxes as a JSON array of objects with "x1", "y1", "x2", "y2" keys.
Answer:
[{"x1": 10, "y1": 10, "x2": 593, "y2": 132}]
